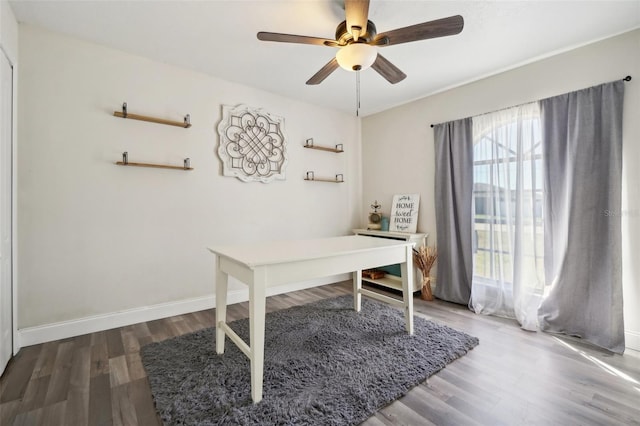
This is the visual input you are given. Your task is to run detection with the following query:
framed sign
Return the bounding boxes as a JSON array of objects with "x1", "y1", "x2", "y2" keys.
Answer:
[{"x1": 389, "y1": 194, "x2": 420, "y2": 233}]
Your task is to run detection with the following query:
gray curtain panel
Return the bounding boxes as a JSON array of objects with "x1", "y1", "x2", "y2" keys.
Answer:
[
  {"x1": 538, "y1": 80, "x2": 625, "y2": 353},
  {"x1": 433, "y1": 118, "x2": 474, "y2": 305}
]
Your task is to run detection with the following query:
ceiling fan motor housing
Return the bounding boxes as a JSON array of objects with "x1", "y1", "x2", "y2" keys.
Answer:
[{"x1": 336, "y1": 20, "x2": 377, "y2": 45}]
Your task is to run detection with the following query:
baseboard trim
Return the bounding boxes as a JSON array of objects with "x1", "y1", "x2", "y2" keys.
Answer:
[
  {"x1": 625, "y1": 330, "x2": 640, "y2": 352},
  {"x1": 18, "y1": 274, "x2": 350, "y2": 348},
  {"x1": 22, "y1": 274, "x2": 631, "y2": 352}
]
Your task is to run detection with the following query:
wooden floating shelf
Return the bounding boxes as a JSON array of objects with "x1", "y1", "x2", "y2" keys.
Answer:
[
  {"x1": 113, "y1": 112, "x2": 191, "y2": 128},
  {"x1": 304, "y1": 178, "x2": 344, "y2": 183},
  {"x1": 116, "y1": 152, "x2": 193, "y2": 171},
  {"x1": 304, "y1": 144, "x2": 343, "y2": 153},
  {"x1": 304, "y1": 138, "x2": 343, "y2": 153},
  {"x1": 113, "y1": 102, "x2": 191, "y2": 128},
  {"x1": 304, "y1": 172, "x2": 343, "y2": 183},
  {"x1": 116, "y1": 161, "x2": 193, "y2": 171}
]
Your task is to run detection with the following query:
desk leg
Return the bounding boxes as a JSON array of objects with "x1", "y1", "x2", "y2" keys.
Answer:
[
  {"x1": 215, "y1": 259, "x2": 228, "y2": 354},
  {"x1": 400, "y1": 246, "x2": 414, "y2": 335},
  {"x1": 353, "y1": 270, "x2": 362, "y2": 312},
  {"x1": 249, "y1": 269, "x2": 267, "y2": 403}
]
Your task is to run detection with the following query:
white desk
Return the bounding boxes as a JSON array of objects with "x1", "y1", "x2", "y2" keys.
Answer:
[{"x1": 208, "y1": 235, "x2": 414, "y2": 403}]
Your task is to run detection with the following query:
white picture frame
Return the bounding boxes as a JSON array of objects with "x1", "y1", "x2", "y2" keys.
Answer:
[{"x1": 389, "y1": 194, "x2": 420, "y2": 233}]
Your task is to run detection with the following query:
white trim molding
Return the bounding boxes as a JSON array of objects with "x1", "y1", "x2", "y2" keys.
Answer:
[
  {"x1": 625, "y1": 330, "x2": 640, "y2": 352},
  {"x1": 18, "y1": 274, "x2": 349, "y2": 347}
]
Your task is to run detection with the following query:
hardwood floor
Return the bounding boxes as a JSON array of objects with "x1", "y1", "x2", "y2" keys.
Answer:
[{"x1": 1, "y1": 281, "x2": 639, "y2": 425}]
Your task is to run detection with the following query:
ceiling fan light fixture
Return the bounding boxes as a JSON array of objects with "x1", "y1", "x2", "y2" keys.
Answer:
[{"x1": 336, "y1": 43, "x2": 377, "y2": 72}]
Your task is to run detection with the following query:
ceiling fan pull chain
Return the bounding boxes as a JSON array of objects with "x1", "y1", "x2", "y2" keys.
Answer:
[{"x1": 356, "y1": 70, "x2": 361, "y2": 117}]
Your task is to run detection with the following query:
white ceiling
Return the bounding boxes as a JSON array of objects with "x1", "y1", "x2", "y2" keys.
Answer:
[{"x1": 9, "y1": 0, "x2": 640, "y2": 116}]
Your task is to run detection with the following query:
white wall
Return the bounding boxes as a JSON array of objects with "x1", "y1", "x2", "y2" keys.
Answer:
[
  {"x1": 0, "y1": 0, "x2": 18, "y2": 62},
  {"x1": 17, "y1": 25, "x2": 361, "y2": 336},
  {"x1": 362, "y1": 29, "x2": 640, "y2": 351}
]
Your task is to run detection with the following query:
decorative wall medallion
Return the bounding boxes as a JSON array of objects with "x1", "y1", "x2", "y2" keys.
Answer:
[{"x1": 217, "y1": 104, "x2": 287, "y2": 183}]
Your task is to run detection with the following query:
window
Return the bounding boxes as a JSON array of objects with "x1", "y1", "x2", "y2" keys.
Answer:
[
  {"x1": 473, "y1": 117, "x2": 544, "y2": 286},
  {"x1": 470, "y1": 103, "x2": 545, "y2": 324}
]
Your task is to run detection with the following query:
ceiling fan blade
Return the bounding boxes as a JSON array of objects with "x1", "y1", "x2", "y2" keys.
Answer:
[
  {"x1": 345, "y1": 0, "x2": 370, "y2": 41},
  {"x1": 306, "y1": 58, "x2": 340, "y2": 85},
  {"x1": 257, "y1": 32, "x2": 334, "y2": 46},
  {"x1": 371, "y1": 54, "x2": 406, "y2": 84},
  {"x1": 373, "y1": 15, "x2": 464, "y2": 46}
]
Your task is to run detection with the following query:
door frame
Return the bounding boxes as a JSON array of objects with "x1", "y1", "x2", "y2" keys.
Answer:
[{"x1": 0, "y1": 45, "x2": 18, "y2": 360}]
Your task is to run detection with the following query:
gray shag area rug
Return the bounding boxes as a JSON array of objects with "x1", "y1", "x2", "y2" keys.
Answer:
[{"x1": 141, "y1": 295, "x2": 479, "y2": 425}]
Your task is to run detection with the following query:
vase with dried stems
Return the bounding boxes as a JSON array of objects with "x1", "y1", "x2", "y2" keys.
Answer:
[{"x1": 413, "y1": 246, "x2": 437, "y2": 301}]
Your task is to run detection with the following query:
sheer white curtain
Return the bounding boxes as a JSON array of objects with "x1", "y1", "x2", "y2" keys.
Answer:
[{"x1": 470, "y1": 102, "x2": 544, "y2": 330}]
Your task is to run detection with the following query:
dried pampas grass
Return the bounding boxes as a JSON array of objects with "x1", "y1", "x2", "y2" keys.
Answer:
[{"x1": 413, "y1": 246, "x2": 438, "y2": 301}]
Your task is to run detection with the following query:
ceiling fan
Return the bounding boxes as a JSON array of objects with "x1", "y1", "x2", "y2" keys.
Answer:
[{"x1": 257, "y1": 0, "x2": 464, "y2": 85}]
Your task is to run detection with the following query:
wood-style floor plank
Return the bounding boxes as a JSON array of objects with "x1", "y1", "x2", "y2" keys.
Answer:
[
  {"x1": 1, "y1": 281, "x2": 639, "y2": 426},
  {"x1": 30, "y1": 342, "x2": 58, "y2": 379},
  {"x1": 89, "y1": 340, "x2": 109, "y2": 379},
  {"x1": 128, "y1": 378, "x2": 161, "y2": 426},
  {"x1": 0, "y1": 400, "x2": 20, "y2": 425},
  {"x1": 111, "y1": 382, "x2": 138, "y2": 426},
  {"x1": 16, "y1": 375, "x2": 50, "y2": 414},
  {"x1": 0, "y1": 344, "x2": 41, "y2": 403},
  {"x1": 43, "y1": 342, "x2": 74, "y2": 405},
  {"x1": 88, "y1": 373, "x2": 113, "y2": 426}
]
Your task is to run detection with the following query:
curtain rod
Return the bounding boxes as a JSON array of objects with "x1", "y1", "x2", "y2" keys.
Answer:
[{"x1": 429, "y1": 75, "x2": 632, "y2": 128}]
